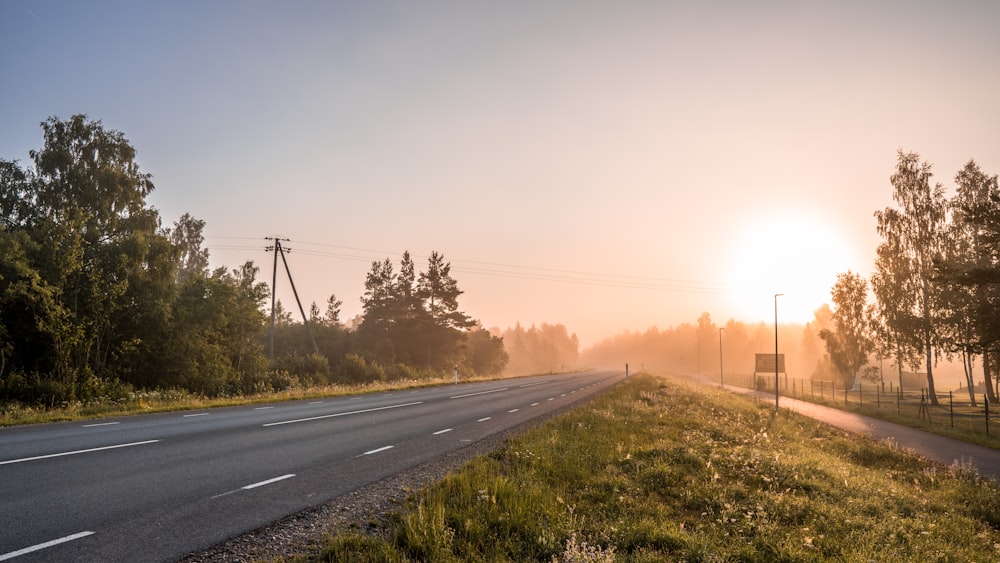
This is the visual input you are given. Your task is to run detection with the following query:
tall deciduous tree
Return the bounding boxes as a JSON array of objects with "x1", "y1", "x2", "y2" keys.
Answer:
[
  {"x1": 819, "y1": 271, "x2": 874, "y2": 389},
  {"x1": 167, "y1": 213, "x2": 210, "y2": 282},
  {"x1": 939, "y1": 160, "x2": 1000, "y2": 402},
  {"x1": 873, "y1": 151, "x2": 947, "y2": 404}
]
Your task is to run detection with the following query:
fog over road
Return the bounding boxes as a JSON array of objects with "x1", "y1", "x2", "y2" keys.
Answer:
[{"x1": 0, "y1": 370, "x2": 621, "y2": 562}]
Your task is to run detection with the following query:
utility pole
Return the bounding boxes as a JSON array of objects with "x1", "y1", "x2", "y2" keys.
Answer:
[
  {"x1": 266, "y1": 237, "x2": 320, "y2": 359},
  {"x1": 267, "y1": 237, "x2": 285, "y2": 360}
]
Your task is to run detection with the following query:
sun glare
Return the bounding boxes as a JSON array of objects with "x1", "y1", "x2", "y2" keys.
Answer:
[{"x1": 724, "y1": 212, "x2": 860, "y2": 325}]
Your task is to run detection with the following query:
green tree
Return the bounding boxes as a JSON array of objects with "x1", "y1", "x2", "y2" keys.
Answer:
[
  {"x1": 167, "y1": 213, "x2": 210, "y2": 282},
  {"x1": 938, "y1": 160, "x2": 1000, "y2": 402},
  {"x1": 324, "y1": 293, "x2": 343, "y2": 326},
  {"x1": 462, "y1": 327, "x2": 508, "y2": 375},
  {"x1": 819, "y1": 271, "x2": 874, "y2": 389},
  {"x1": 873, "y1": 151, "x2": 947, "y2": 404}
]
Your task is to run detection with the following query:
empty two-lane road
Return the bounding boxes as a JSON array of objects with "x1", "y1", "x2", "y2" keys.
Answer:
[{"x1": 0, "y1": 370, "x2": 621, "y2": 562}]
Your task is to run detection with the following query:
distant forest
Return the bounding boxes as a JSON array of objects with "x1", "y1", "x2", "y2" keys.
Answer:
[
  {"x1": 0, "y1": 115, "x2": 574, "y2": 407},
  {"x1": 586, "y1": 150, "x2": 1000, "y2": 408}
]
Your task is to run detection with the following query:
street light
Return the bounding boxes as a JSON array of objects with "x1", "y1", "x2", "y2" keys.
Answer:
[
  {"x1": 774, "y1": 293, "x2": 783, "y2": 411},
  {"x1": 718, "y1": 327, "x2": 725, "y2": 388}
]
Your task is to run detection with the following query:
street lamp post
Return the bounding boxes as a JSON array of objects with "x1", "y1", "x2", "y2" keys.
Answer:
[
  {"x1": 774, "y1": 293, "x2": 783, "y2": 411},
  {"x1": 718, "y1": 327, "x2": 725, "y2": 388}
]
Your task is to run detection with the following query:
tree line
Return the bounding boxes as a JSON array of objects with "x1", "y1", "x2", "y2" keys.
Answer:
[
  {"x1": 821, "y1": 151, "x2": 1000, "y2": 405},
  {"x1": 0, "y1": 115, "x2": 507, "y2": 407}
]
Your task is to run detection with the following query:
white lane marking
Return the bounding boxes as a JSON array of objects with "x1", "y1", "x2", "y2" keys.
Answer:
[
  {"x1": 262, "y1": 402, "x2": 424, "y2": 427},
  {"x1": 254, "y1": 406, "x2": 274, "y2": 410},
  {"x1": 477, "y1": 417, "x2": 491, "y2": 422},
  {"x1": 518, "y1": 381, "x2": 547, "y2": 388},
  {"x1": 561, "y1": 394, "x2": 567, "y2": 397},
  {"x1": 309, "y1": 401, "x2": 323, "y2": 405},
  {"x1": 531, "y1": 402, "x2": 539, "y2": 406},
  {"x1": 362, "y1": 445, "x2": 394, "y2": 456},
  {"x1": 547, "y1": 398, "x2": 554, "y2": 401},
  {"x1": 242, "y1": 474, "x2": 295, "y2": 490},
  {"x1": 450, "y1": 387, "x2": 508, "y2": 399},
  {"x1": 0, "y1": 440, "x2": 160, "y2": 466},
  {"x1": 0, "y1": 531, "x2": 95, "y2": 561},
  {"x1": 183, "y1": 413, "x2": 209, "y2": 418},
  {"x1": 82, "y1": 422, "x2": 119, "y2": 428},
  {"x1": 433, "y1": 428, "x2": 452, "y2": 435},
  {"x1": 508, "y1": 409, "x2": 519, "y2": 413}
]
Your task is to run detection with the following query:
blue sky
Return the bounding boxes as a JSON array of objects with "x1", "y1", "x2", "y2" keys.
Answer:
[{"x1": 3, "y1": 1, "x2": 999, "y2": 345}]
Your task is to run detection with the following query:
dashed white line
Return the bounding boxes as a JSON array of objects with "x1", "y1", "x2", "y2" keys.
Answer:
[
  {"x1": 82, "y1": 422, "x2": 119, "y2": 428},
  {"x1": 547, "y1": 398, "x2": 554, "y2": 401},
  {"x1": 477, "y1": 417, "x2": 492, "y2": 422},
  {"x1": 433, "y1": 428, "x2": 452, "y2": 435},
  {"x1": 0, "y1": 531, "x2": 95, "y2": 561},
  {"x1": 183, "y1": 413, "x2": 209, "y2": 418},
  {"x1": 309, "y1": 401, "x2": 323, "y2": 405},
  {"x1": 508, "y1": 409, "x2": 519, "y2": 413},
  {"x1": 262, "y1": 402, "x2": 424, "y2": 427},
  {"x1": 530, "y1": 402, "x2": 539, "y2": 406},
  {"x1": 450, "y1": 387, "x2": 509, "y2": 399},
  {"x1": 0, "y1": 440, "x2": 160, "y2": 466},
  {"x1": 254, "y1": 406, "x2": 274, "y2": 410},
  {"x1": 242, "y1": 474, "x2": 295, "y2": 490},
  {"x1": 362, "y1": 445, "x2": 394, "y2": 456}
]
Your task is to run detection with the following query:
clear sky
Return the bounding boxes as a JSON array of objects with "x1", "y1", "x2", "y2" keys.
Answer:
[{"x1": 3, "y1": 1, "x2": 999, "y2": 346}]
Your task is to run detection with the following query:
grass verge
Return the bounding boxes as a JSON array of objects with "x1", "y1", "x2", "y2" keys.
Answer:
[{"x1": 294, "y1": 372, "x2": 1000, "y2": 562}]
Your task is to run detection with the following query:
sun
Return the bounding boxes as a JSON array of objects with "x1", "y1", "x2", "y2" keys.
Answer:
[{"x1": 723, "y1": 211, "x2": 862, "y2": 324}]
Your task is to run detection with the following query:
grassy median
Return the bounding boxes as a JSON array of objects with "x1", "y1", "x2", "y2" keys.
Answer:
[{"x1": 297, "y1": 372, "x2": 1000, "y2": 562}]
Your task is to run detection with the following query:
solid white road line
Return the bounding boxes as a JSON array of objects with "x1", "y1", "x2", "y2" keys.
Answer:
[
  {"x1": 0, "y1": 440, "x2": 160, "y2": 466},
  {"x1": 82, "y1": 422, "x2": 119, "y2": 427},
  {"x1": 242, "y1": 474, "x2": 295, "y2": 490},
  {"x1": 362, "y1": 445, "x2": 394, "y2": 456},
  {"x1": 433, "y1": 428, "x2": 452, "y2": 435},
  {"x1": 449, "y1": 387, "x2": 508, "y2": 399},
  {"x1": 0, "y1": 531, "x2": 94, "y2": 561},
  {"x1": 262, "y1": 402, "x2": 423, "y2": 427}
]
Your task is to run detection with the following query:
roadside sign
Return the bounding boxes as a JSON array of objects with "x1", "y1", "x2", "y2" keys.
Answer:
[{"x1": 755, "y1": 353, "x2": 785, "y2": 373}]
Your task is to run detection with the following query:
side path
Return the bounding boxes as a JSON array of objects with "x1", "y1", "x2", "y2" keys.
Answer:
[{"x1": 723, "y1": 384, "x2": 1000, "y2": 481}]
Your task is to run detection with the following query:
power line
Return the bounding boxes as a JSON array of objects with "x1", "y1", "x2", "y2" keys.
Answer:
[{"x1": 205, "y1": 236, "x2": 735, "y2": 296}]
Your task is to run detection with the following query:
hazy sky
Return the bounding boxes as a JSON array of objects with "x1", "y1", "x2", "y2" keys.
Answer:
[{"x1": 3, "y1": 1, "x2": 999, "y2": 346}]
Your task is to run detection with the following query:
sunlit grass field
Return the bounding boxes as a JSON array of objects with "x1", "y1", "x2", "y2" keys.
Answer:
[{"x1": 299, "y1": 373, "x2": 1000, "y2": 562}]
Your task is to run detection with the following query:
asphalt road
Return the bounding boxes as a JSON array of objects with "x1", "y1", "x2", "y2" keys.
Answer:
[{"x1": 0, "y1": 370, "x2": 622, "y2": 562}]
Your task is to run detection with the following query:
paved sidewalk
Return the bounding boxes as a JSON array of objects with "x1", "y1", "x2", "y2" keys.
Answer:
[{"x1": 725, "y1": 384, "x2": 1000, "y2": 481}]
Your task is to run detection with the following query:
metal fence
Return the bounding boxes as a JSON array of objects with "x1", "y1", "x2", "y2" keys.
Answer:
[{"x1": 726, "y1": 373, "x2": 996, "y2": 436}]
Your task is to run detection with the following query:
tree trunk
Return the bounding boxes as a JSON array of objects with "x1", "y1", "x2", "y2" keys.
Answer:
[
  {"x1": 985, "y1": 349, "x2": 998, "y2": 404},
  {"x1": 962, "y1": 349, "x2": 977, "y2": 405}
]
